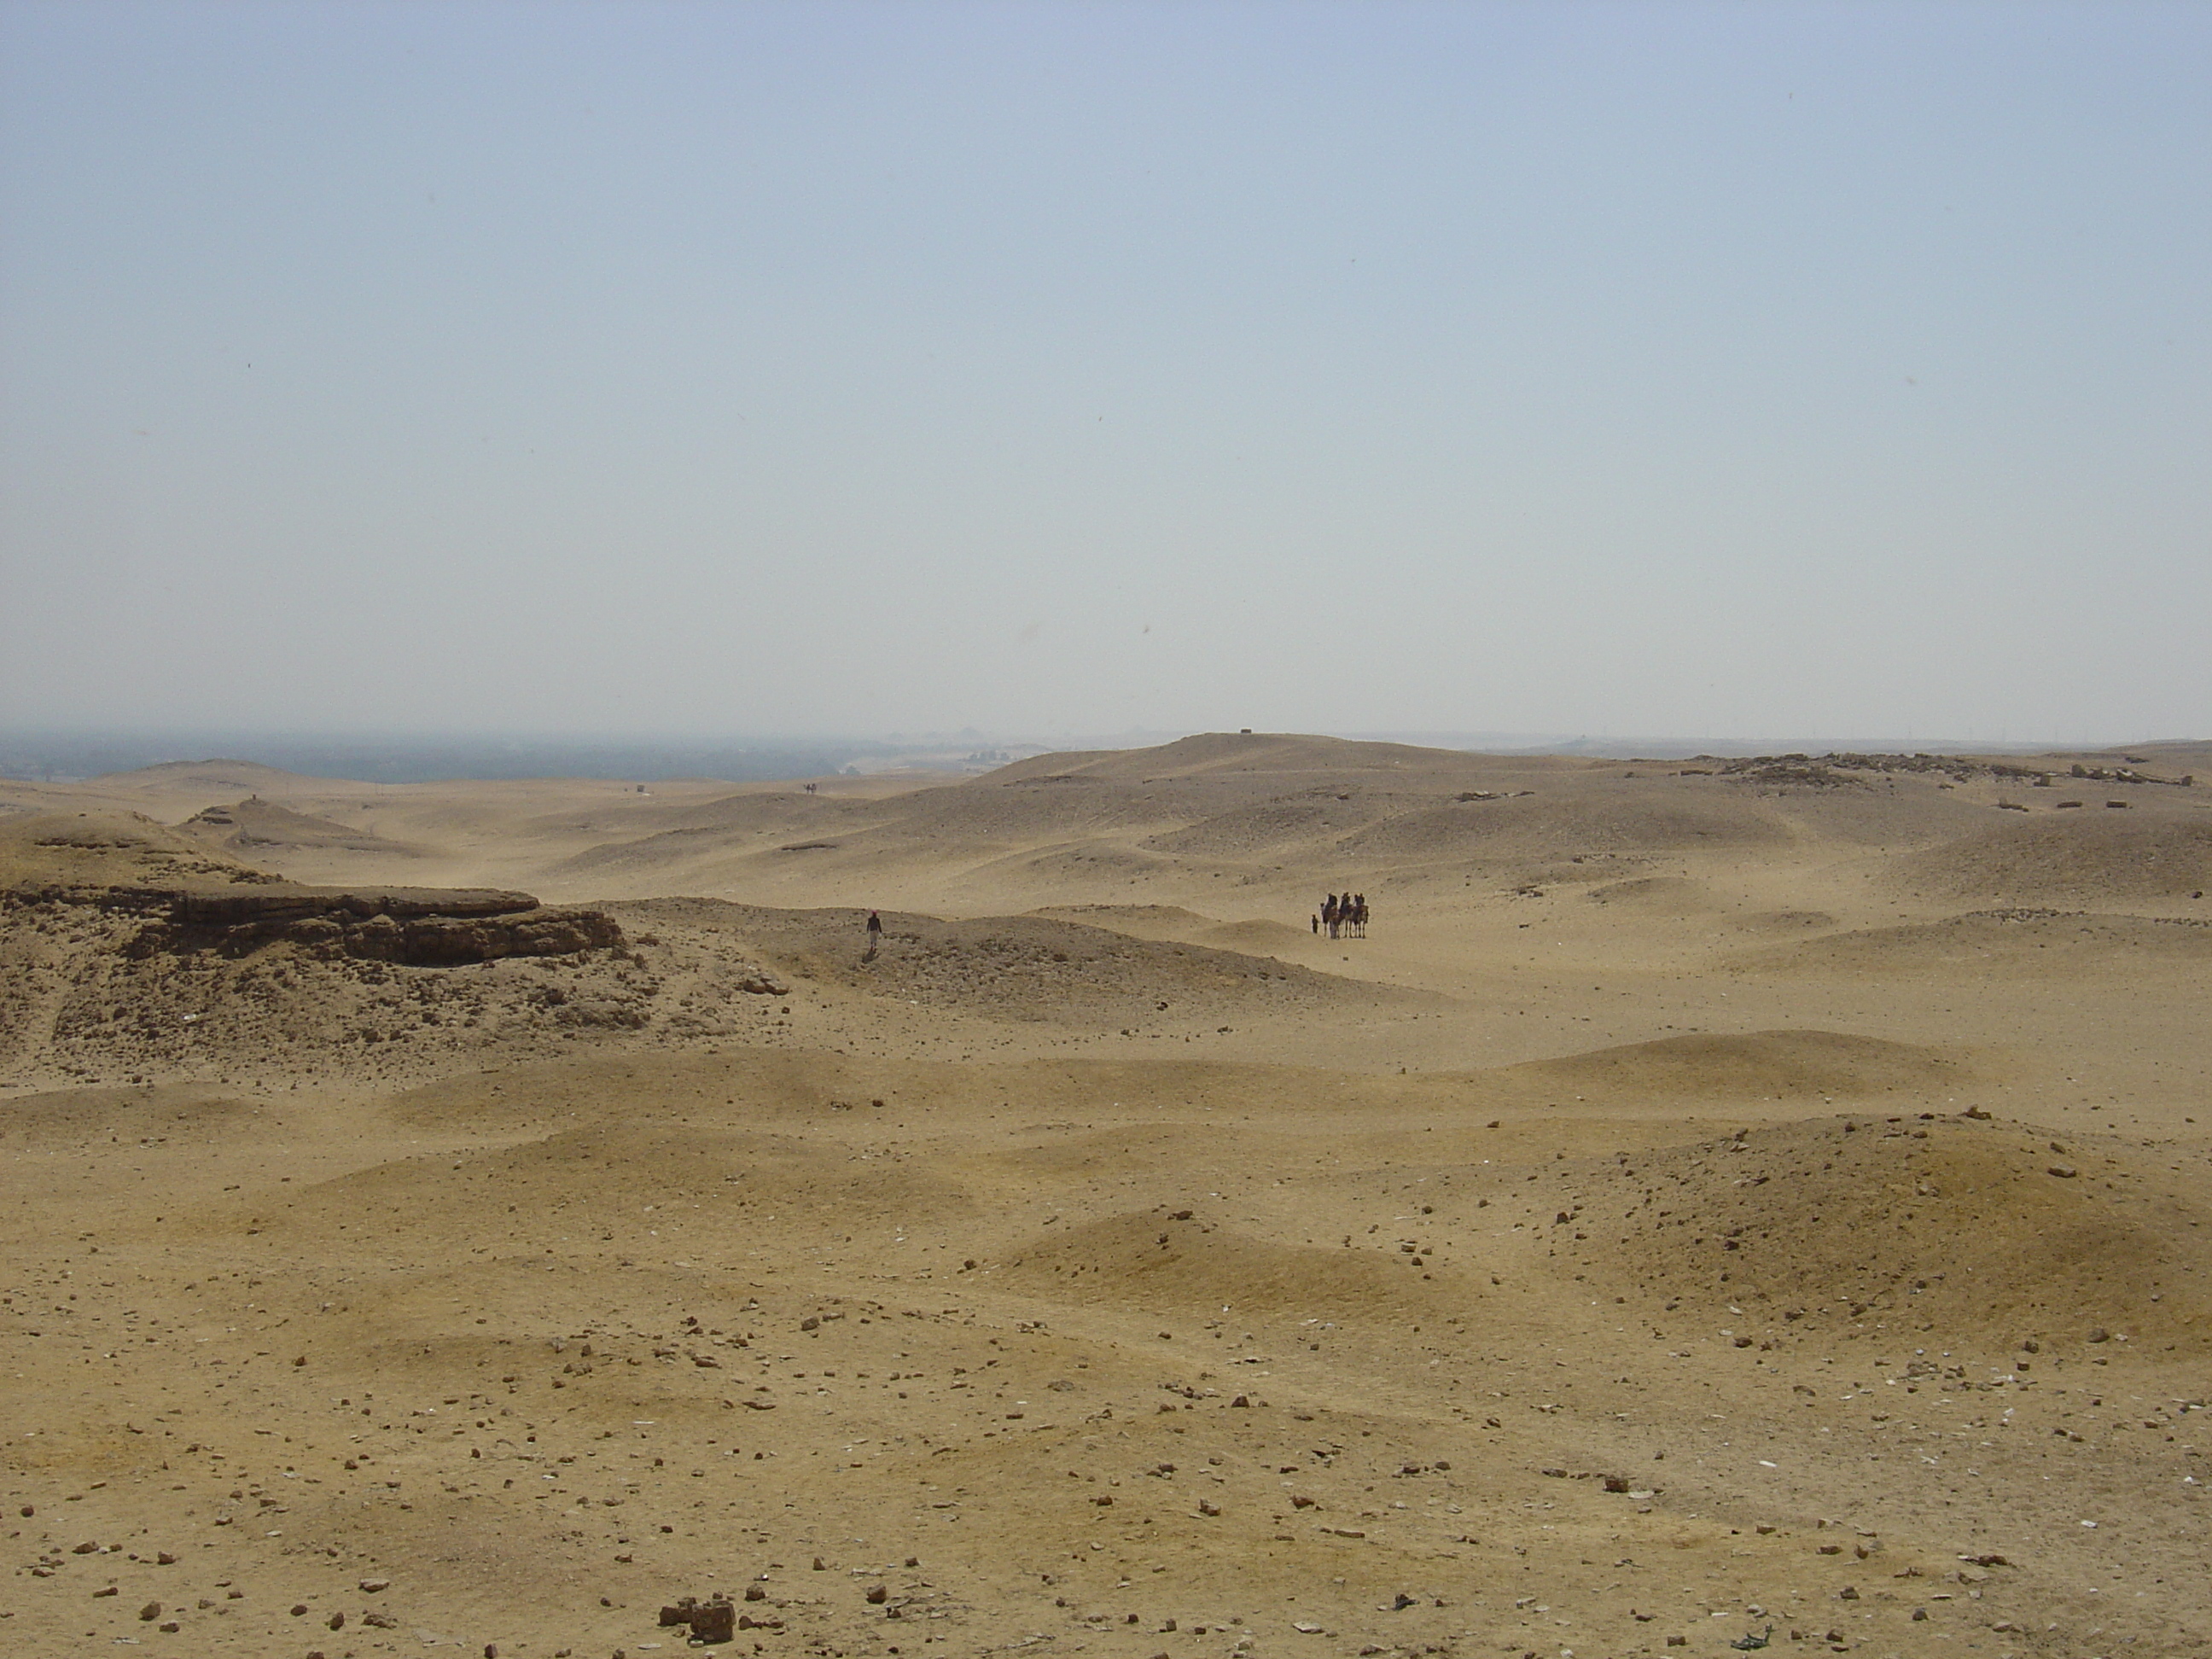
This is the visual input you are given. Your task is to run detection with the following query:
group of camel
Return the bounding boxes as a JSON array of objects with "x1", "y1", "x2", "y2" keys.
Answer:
[{"x1": 1318, "y1": 892, "x2": 1369, "y2": 938}]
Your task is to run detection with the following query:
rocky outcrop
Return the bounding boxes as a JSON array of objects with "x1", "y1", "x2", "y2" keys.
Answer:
[
  {"x1": 136, "y1": 893, "x2": 626, "y2": 968},
  {"x1": 4, "y1": 814, "x2": 626, "y2": 971},
  {"x1": 317, "y1": 905, "x2": 624, "y2": 966},
  {"x1": 166, "y1": 885, "x2": 540, "y2": 926}
]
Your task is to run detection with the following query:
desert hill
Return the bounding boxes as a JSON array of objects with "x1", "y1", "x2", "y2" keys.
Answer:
[
  {"x1": 91, "y1": 755, "x2": 337, "y2": 794},
  {"x1": 15, "y1": 734, "x2": 2205, "y2": 928},
  {"x1": 0, "y1": 809, "x2": 282, "y2": 897},
  {"x1": 3, "y1": 733, "x2": 2209, "y2": 1656},
  {"x1": 613, "y1": 898, "x2": 1423, "y2": 1026},
  {"x1": 175, "y1": 795, "x2": 427, "y2": 857},
  {"x1": 0, "y1": 812, "x2": 1435, "y2": 1090},
  {"x1": 524, "y1": 734, "x2": 2200, "y2": 915}
]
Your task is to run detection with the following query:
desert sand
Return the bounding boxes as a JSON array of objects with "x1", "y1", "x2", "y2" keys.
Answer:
[{"x1": 2, "y1": 734, "x2": 2207, "y2": 1659}]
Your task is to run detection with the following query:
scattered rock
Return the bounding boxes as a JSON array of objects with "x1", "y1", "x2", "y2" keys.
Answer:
[{"x1": 661, "y1": 1595, "x2": 735, "y2": 1643}]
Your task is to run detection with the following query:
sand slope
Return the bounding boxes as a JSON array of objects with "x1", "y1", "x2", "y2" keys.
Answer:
[
  {"x1": 4, "y1": 735, "x2": 2210, "y2": 1656},
  {"x1": 1889, "y1": 812, "x2": 2212, "y2": 906}
]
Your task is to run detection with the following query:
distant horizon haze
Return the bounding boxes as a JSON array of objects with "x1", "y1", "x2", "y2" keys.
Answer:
[
  {"x1": 3, "y1": 2, "x2": 2206, "y2": 742},
  {"x1": 1, "y1": 724, "x2": 2199, "y2": 788}
]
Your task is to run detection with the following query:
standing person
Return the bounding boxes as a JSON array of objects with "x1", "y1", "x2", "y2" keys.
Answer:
[
  {"x1": 1310, "y1": 912, "x2": 1319, "y2": 934},
  {"x1": 865, "y1": 910, "x2": 884, "y2": 949},
  {"x1": 1323, "y1": 895, "x2": 1338, "y2": 939}
]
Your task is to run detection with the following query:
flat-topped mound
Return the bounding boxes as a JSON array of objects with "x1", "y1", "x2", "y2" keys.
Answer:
[
  {"x1": 88, "y1": 757, "x2": 336, "y2": 792},
  {"x1": 2, "y1": 809, "x2": 540, "y2": 923},
  {"x1": 0, "y1": 817, "x2": 646, "y2": 1086}
]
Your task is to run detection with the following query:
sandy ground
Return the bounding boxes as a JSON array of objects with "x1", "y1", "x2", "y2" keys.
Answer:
[{"x1": 2, "y1": 734, "x2": 2207, "y2": 1659}]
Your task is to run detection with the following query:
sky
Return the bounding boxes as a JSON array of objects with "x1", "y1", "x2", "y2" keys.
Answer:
[{"x1": 3, "y1": 0, "x2": 2207, "y2": 748}]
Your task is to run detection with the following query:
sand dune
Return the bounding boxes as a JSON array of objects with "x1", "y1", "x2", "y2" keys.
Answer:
[
  {"x1": 1889, "y1": 812, "x2": 2212, "y2": 905},
  {"x1": 175, "y1": 795, "x2": 427, "y2": 858},
  {"x1": 1557, "y1": 1114, "x2": 2209, "y2": 1351},
  {"x1": 996, "y1": 1206, "x2": 1446, "y2": 1321},
  {"x1": 1742, "y1": 908, "x2": 2212, "y2": 977},
  {"x1": 1498, "y1": 1029, "x2": 1977, "y2": 1102},
  {"x1": 4, "y1": 733, "x2": 2209, "y2": 1656}
]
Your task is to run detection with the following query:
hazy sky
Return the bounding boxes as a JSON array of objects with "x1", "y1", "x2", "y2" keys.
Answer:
[{"x1": 3, "y1": 1, "x2": 2206, "y2": 745}]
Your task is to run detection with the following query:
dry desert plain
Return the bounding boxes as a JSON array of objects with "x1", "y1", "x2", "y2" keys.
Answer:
[{"x1": 2, "y1": 733, "x2": 2209, "y2": 1659}]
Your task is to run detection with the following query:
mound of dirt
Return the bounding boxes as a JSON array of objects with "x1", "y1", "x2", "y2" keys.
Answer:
[
  {"x1": 1497, "y1": 1029, "x2": 1976, "y2": 1103},
  {"x1": 1889, "y1": 813, "x2": 2212, "y2": 905},
  {"x1": 1550, "y1": 1115, "x2": 2210, "y2": 1356}
]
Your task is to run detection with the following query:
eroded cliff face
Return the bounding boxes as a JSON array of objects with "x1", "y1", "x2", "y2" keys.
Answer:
[
  {"x1": 3, "y1": 811, "x2": 626, "y2": 967},
  {"x1": 142, "y1": 891, "x2": 626, "y2": 968}
]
